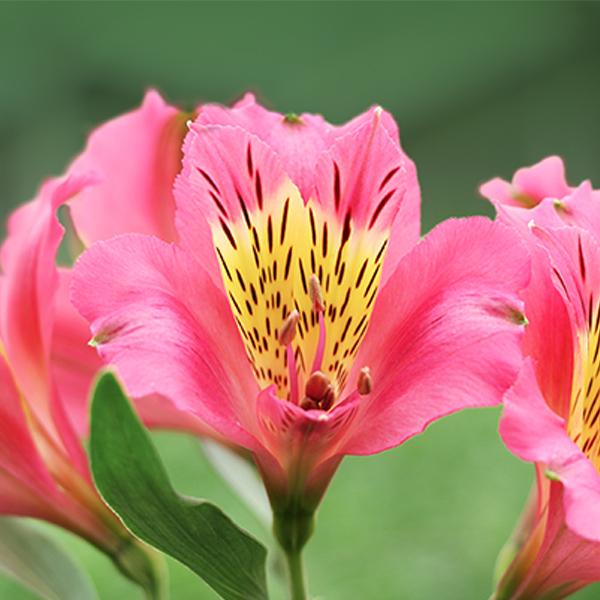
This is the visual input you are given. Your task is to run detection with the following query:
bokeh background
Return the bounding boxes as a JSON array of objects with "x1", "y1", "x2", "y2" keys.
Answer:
[{"x1": 1, "y1": 2, "x2": 600, "y2": 599}]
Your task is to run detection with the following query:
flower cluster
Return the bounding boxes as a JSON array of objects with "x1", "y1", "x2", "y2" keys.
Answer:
[{"x1": 2, "y1": 91, "x2": 600, "y2": 600}]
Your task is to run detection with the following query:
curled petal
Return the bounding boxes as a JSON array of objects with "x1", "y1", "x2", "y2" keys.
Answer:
[
  {"x1": 68, "y1": 90, "x2": 186, "y2": 246},
  {"x1": 481, "y1": 156, "x2": 570, "y2": 208}
]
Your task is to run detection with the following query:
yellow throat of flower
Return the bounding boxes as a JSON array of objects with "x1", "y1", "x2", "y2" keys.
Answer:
[
  {"x1": 568, "y1": 308, "x2": 600, "y2": 471},
  {"x1": 211, "y1": 180, "x2": 387, "y2": 407}
]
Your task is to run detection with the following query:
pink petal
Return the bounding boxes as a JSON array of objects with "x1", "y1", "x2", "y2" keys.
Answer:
[
  {"x1": 0, "y1": 352, "x2": 60, "y2": 499},
  {"x1": 480, "y1": 156, "x2": 570, "y2": 208},
  {"x1": 500, "y1": 476, "x2": 600, "y2": 600},
  {"x1": 51, "y1": 269, "x2": 103, "y2": 436},
  {"x1": 175, "y1": 123, "x2": 300, "y2": 286},
  {"x1": 550, "y1": 181, "x2": 600, "y2": 243},
  {"x1": 71, "y1": 234, "x2": 261, "y2": 450},
  {"x1": 197, "y1": 93, "x2": 331, "y2": 203},
  {"x1": 512, "y1": 156, "x2": 570, "y2": 203},
  {"x1": 0, "y1": 173, "x2": 99, "y2": 477},
  {"x1": 531, "y1": 226, "x2": 600, "y2": 335},
  {"x1": 254, "y1": 386, "x2": 359, "y2": 507},
  {"x1": 68, "y1": 90, "x2": 185, "y2": 246},
  {"x1": 520, "y1": 247, "x2": 574, "y2": 420},
  {"x1": 312, "y1": 107, "x2": 411, "y2": 234},
  {"x1": 197, "y1": 95, "x2": 410, "y2": 210},
  {"x1": 342, "y1": 217, "x2": 530, "y2": 455},
  {"x1": 500, "y1": 360, "x2": 600, "y2": 543},
  {"x1": 379, "y1": 153, "x2": 421, "y2": 286}
]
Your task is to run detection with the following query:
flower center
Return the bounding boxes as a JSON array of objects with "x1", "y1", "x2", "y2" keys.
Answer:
[{"x1": 211, "y1": 175, "x2": 388, "y2": 405}]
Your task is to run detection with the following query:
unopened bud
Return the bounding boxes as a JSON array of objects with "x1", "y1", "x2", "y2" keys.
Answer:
[
  {"x1": 309, "y1": 274, "x2": 325, "y2": 313},
  {"x1": 357, "y1": 367, "x2": 373, "y2": 396},
  {"x1": 278, "y1": 310, "x2": 300, "y2": 346},
  {"x1": 305, "y1": 371, "x2": 330, "y2": 401}
]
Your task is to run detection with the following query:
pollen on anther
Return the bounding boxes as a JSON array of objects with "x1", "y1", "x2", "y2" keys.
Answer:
[
  {"x1": 278, "y1": 310, "x2": 300, "y2": 346},
  {"x1": 309, "y1": 274, "x2": 325, "y2": 313}
]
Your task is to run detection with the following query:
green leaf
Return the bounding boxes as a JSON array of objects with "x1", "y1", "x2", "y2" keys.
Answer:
[
  {"x1": 90, "y1": 372, "x2": 269, "y2": 600},
  {"x1": 0, "y1": 517, "x2": 98, "y2": 600}
]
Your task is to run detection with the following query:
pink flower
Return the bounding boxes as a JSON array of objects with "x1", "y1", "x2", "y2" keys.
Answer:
[
  {"x1": 0, "y1": 173, "x2": 158, "y2": 588},
  {"x1": 72, "y1": 97, "x2": 530, "y2": 537},
  {"x1": 481, "y1": 164, "x2": 600, "y2": 599},
  {"x1": 23, "y1": 90, "x2": 226, "y2": 440}
]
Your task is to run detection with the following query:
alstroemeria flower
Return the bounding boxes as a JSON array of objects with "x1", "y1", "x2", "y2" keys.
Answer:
[
  {"x1": 72, "y1": 99, "x2": 530, "y2": 534},
  {"x1": 481, "y1": 165, "x2": 600, "y2": 600},
  {"x1": 25, "y1": 90, "x2": 226, "y2": 441},
  {"x1": 0, "y1": 173, "x2": 159, "y2": 591}
]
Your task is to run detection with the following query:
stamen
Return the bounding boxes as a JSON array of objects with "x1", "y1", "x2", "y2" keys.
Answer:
[
  {"x1": 287, "y1": 345, "x2": 299, "y2": 406},
  {"x1": 312, "y1": 313, "x2": 326, "y2": 374},
  {"x1": 305, "y1": 371, "x2": 330, "y2": 400},
  {"x1": 309, "y1": 274, "x2": 327, "y2": 373},
  {"x1": 301, "y1": 371, "x2": 336, "y2": 412},
  {"x1": 278, "y1": 310, "x2": 300, "y2": 405},
  {"x1": 309, "y1": 274, "x2": 325, "y2": 313},
  {"x1": 299, "y1": 397, "x2": 320, "y2": 411},
  {"x1": 278, "y1": 310, "x2": 300, "y2": 347},
  {"x1": 357, "y1": 367, "x2": 373, "y2": 395},
  {"x1": 320, "y1": 384, "x2": 336, "y2": 411}
]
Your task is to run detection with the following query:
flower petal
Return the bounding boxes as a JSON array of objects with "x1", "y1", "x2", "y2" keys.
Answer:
[
  {"x1": 480, "y1": 156, "x2": 570, "y2": 208},
  {"x1": 500, "y1": 360, "x2": 600, "y2": 543},
  {"x1": 71, "y1": 234, "x2": 261, "y2": 450},
  {"x1": 198, "y1": 95, "x2": 403, "y2": 200},
  {"x1": 342, "y1": 217, "x2": 530, "y2": 455},
  {"x1": 197, "y1": 93, "x2": 331, "y2": 203},
  {"x1": 68, "y1": 90, "x2": 186, "y2": 246},
  {"x1": 312, "y1": 107, "x2": 409, "y2": 233},
  {"x1": 0, "y1": 350, "x2": 60, "y2": 500},
  {"x1": 51, "y1": 269, "x2": 103, "y2": 436},
  {"x1": 0, "y1": 173, "x2": 99, "y2": 477}
]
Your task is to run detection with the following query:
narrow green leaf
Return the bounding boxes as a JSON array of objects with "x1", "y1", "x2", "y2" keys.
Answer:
[
  {"x1": 0, "y1": 517, "x2": 98, "y2": 600},
  {"x1": 90, "y1": 372, "x2": 269, "y2": 600}
]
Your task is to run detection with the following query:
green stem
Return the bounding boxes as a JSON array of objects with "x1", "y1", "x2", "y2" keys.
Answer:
[
  {"x1": 272, "y1": 507, "x2": 314, "y2": 600},
  {"x1": 285, "y1": 548, "x2": 307, "y2": 600}
]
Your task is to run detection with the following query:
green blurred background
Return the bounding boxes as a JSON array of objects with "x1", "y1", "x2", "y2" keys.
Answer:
[{"x1": 1, "y1": 2, "x2": 600, "y2": 599}]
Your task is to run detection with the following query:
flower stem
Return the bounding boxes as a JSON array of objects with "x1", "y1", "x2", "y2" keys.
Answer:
[
  {"x1": 272, "y1": 507, "x2": 314, "y2": 600},
  {"x1": 285, "y1": 548, "x2": 308, "y2": 600}
]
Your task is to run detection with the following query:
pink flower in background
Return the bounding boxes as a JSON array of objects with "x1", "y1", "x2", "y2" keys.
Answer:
[
  {"x1": 482, "y1": 156, "x2": 600, "y2": 235},
  {"x1": 24, "y1": 90, "x2": 227, "y2": 440},
  {"x1": 73, "y1": 97, "x2": 530, "y2": 523},
  {"x1": 0, "y1": 174, "x2": 157, "y2": 587},
  {"x1": 481, "y1": 165, "x2": 600, "y2": 599},
  {"x1": 0, "y1": 90, "x2": 238, "y2": 551}
]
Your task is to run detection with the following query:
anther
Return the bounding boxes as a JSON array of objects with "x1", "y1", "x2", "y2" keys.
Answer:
[
  {"x1": 305, "y1": 371, "x2": 330, "y2": 401},
  {"x1": 299, "y1": 397, "x2": 320, "y2": 411},
  {"x1": 278, "y1": 310, "x2": 300, "y2": 346},
  {"x1": 357, "y1": 367, "x2": 373, "y2": 396},
  {"x1": 309, "y1": 274, "x2": 325, "y2": 313},
  {"x1": 320, "y1": 384, "x2": 336, "y2": 411}
]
